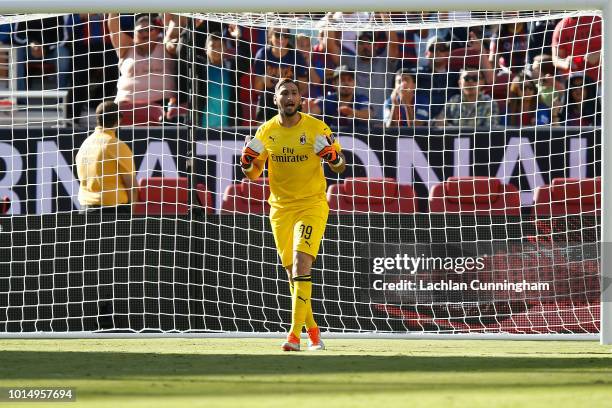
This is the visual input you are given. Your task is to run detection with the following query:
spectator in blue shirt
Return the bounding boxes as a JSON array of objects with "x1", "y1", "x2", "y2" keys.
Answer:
[
  {"x1": 13, "y1": 16, "x2": 71, "y2": 91},
  {"x1": 253, "y1": 27, "x2": 308, "y2": 122},
  {"x1": 63, "y1": 14, "x2": 120, "y2": 125},
  {"x1": 414, "y1": 38, "x2": 459, "y2": 122},
  {"x1": 304, "y1": 65, "x2": 370, "y2": 127},
  {"x1": 0, "y1": 24, "x2": 11, "y2": 87},
  {"x1": 0, "y1": 24, "x2": 10, "y2": 44}
]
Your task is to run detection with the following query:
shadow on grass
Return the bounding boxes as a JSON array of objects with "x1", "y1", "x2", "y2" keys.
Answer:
[{"x1": 1, "y1": 351, "x2": 611, "y2": 380}]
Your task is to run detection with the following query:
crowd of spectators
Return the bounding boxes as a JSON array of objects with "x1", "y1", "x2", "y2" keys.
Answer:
[{"x1": 5, "y1": 12, "x2": 603, "y2": 129}]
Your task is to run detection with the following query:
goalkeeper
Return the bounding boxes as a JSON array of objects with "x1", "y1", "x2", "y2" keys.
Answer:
[{"x1": 240, "y1": 78, "x2": 345, "y2": 351}]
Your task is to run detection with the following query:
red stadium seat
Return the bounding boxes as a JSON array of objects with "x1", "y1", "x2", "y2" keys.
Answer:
[
  {"x1": 0, "y1": 196, "x2": 10, "y2": 214},
  {"x1": 533, "y1": 177, "x2": 601, "y2": 216},
  {"x1": 429, "y1": 176, "x2": 521, "y2": 215},
  {"x1": 195, "y1": 183, "x2": 214, "y2": 213},
  {"x1": 118, "y1": 102, "x2": 164, "y2": 126},
  {"x1": 327, "y1": 177, "x2": 416, "y2": 214},
  {"x1": 133, "y1": 177, "x2": 189, "y2": 215},
  {"x1": 221, "y1": 178, "x2": 270, "y2": 214}
]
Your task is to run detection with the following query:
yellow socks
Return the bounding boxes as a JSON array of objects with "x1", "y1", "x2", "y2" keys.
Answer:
[
  {"x1": 289, "y1": 275, "x2": 313, "y2": 339},
  {"x1": 290, "y1": 280, "x2": 317, "y2": 330}
]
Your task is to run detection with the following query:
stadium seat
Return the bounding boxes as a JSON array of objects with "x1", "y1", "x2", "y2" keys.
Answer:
[
  {"x1": 0, "y1": 196, "x2": 10, "y2": 214},
  {"x1": 327, "y1": 177, "x2": 416, "y2": 213},
  {"x1": 133, "y1": 177, "x2": 189, "y2": 215},
  {"x1": 221, "y1": 178, "x2": 270, "y2": 214},
  {"x1": 429, "y1": 176, "x2": 521, "y2": 215},
  {"x1": 118, "y1": 102, "x2": 164, "y2": 126},
  {"x1": 533, "y1": 177, "x2": 601, "y2": 216},
  {"x1": 195, "y1": 183, "x2": 214, "y2": 213}
]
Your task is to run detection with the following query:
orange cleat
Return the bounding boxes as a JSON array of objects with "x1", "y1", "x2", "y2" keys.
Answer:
[
  {"x1": 281, "y1": 333, "x2": 301, "y2": 351},
  {"x1": 307, "y1": 327, "x2": 325, "y2": 351}
]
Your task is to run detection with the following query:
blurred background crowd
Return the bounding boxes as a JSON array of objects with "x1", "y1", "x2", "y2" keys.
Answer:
[{"x1": 0, "y1": 11, "x2": 602, "y2": 129}]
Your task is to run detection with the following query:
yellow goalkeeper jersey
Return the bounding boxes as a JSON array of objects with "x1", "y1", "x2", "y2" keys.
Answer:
[{"x1": 253, "y1": 112, "x2": 341, "y2": 208}]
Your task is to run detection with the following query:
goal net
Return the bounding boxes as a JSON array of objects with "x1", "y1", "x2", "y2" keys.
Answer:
[{"x1": 0, "y1": 10, "x2": 604, "y2": 337}]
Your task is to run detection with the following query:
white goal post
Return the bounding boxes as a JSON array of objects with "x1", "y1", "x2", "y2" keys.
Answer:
[{"x1": 0, "y1": 1, "x2": 610, "y2": 344}]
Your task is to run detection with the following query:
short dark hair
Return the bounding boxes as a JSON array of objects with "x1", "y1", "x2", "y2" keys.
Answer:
[
  {"x1": 275, "y1": 77, "x2": 299, "y2": 93},
  {"x1": 96, "y1": 101, "x2": 121, "y2": 128}
]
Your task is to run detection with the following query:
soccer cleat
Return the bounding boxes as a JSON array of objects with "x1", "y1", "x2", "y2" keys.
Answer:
[
  {"x1": 281, "y1": 333, "x2": 301, "y2": 351},
  {"x1": 307, "y1": 327, "x2": 325, "y2": 351}
]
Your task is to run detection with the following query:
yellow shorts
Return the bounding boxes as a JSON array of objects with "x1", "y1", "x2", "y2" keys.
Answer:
[{"x1": 269, "y1": 201, "x2": 329, "y2": 268}]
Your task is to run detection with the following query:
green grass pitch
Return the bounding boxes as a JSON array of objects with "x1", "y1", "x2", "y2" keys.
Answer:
[{"x1": 0, "y1": 338, "x2": 611, "y2": 407}]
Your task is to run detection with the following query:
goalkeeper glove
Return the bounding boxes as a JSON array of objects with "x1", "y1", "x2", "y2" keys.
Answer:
[
  {"x1": 241, "y1": 138, "x2": 265, "y2": 172},
  {"x1": 314, "y1": 135, "x2": 342, "y2": 166}
]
